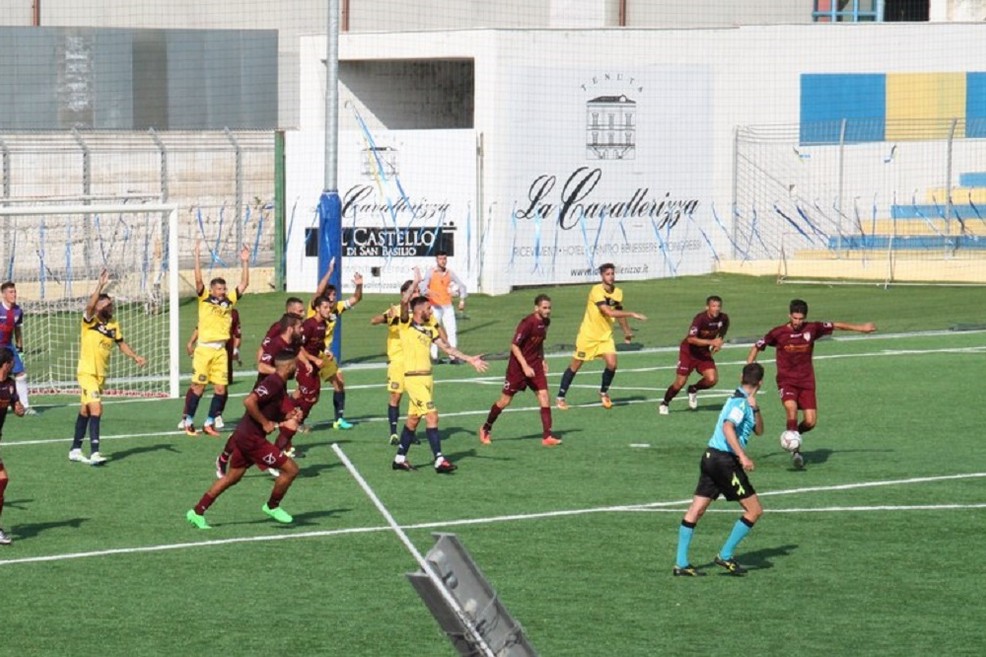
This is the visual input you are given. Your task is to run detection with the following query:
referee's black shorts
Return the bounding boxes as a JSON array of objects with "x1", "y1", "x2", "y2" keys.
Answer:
[{"x1": 694, "y1": 448, "x2": 756, "y2": 501}]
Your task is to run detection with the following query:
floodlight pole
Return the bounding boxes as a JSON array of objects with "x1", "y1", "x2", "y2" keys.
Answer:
[{"x1": 320, "y1": 0, "x2": 344, "y2": 358}]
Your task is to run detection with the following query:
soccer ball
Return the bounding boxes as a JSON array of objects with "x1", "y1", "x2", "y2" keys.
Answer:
[{"x1": 779, "y1": 430, "x2": 802, "y2": 452}]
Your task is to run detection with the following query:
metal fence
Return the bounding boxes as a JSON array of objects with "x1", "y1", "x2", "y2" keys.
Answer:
[{"x1": 730, "y1": 120, "x2": 986, "y2": 284}]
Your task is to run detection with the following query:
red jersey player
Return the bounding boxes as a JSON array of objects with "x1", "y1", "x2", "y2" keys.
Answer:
[
  {"x1": 747, "y1": 298, "x2": 875, "y2": 469},
  {"x1": 0, "y1": 349, "x2": 25, "y2": 545},
  {"x1": 659, "y1": 295, "x2": 730, "y2": 415},
  {"x1": 479, "y1": 294, "x2": 561, "y2": 447}
]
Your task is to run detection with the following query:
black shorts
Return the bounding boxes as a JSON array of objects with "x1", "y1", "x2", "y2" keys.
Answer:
[{"x1": 694, "y1": 448, "x2": 756, "y2": 501}]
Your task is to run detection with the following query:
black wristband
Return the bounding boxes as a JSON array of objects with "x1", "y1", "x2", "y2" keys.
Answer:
[{"x1": 752, "y1": 407, "x2": 760, "y2": 414}]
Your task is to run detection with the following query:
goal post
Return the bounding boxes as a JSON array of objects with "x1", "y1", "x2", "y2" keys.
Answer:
[{"x1": 0, "y1": 203, "x2": 181, "y2": 398}]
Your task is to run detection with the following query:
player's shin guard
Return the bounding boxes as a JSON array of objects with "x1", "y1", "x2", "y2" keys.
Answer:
[
  {"x1": 425, "y1": 427, "x2": 442, "y2": 456},
  {"x1": 540, "y1": 407, "x2": 553, "y2": 438},
  {"x1": 72, "y1": 414, "x2": 88, "y2": 450},
  {"x1": 333, "y1": 391, "x2": 345, "y2": 420},
  {"x1": 676, "y1": 520, "x2": 697, "y2": 568},
  {"x1": 557, "y1": 368, "x2": 576, "y2": 398},
  {"x1": 662, "y1": 385, "x2": 681, "y2": 405},
  {"x1": 719, "y1": 517, "x2": 755, "y2": 560},
  {"x1": 275, "y1": 426, "x2": 297, "y2": 451},
  {"x1": 194, "y1": 493, "x2": 216, "y2": 516},
  {"x1": 600, "y1": 367, "x2": 616, "y2": 393},
  {"x1": 387, "y1": 404, "x2": 400, "y2": 435},
  {"x1": 397, "y1": 426, "x2": 416, "y2": 455},
  {"x1": 88, "y1": 416, "x2": 101, "y2": 453},
  {"x1": 484, "y1": 403, "x2": 504, "y2": 428},
  {"x1": 207, "y1": 394, "x2": 226, "y2": 422},
  {"x1": 184, "y1": 389, "x2": 202, "y2": 421}
]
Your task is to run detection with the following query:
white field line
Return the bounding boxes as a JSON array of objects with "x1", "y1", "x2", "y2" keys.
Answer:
[{"x1": 1, "y1": 471, "x2": 984, "y2": 567}]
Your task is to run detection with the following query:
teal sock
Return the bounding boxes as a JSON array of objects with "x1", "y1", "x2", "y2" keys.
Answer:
[
  {"x1": 676, "y1": 521, "x2": 696, "y2": 568},
  {"x1": 719, "y1": 517, "x2": 755, "y2": 560}
]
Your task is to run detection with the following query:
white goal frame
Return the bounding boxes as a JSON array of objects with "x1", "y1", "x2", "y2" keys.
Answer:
[{"x1": 0, "y1": 203, "x2": 181, "y2": 398}]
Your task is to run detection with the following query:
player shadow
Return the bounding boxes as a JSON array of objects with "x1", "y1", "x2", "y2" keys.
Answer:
[
  {"x1": 11, "y1": 517, "x2": 89, "y2": 541},
  {"x1": 1, "y1": 497, "x2": 32, "y2": 511},
  {"x1": 108, "y1": 443, "x2": 182, "y2": 463},
  {"x1": 762, "y1": 447, "x2": 842, "y2": 469},
  {"x1": 297, "y1": 461, "x2": 345, "y2": 478},
  {"x1": 610, "y1": 394, "x2": 647, "y2": 407},
  {"x1": 730, "y1": 543, "x2": 799, "y2": 572},
  {"x1": 222, "y1": 507, "x2": 349, "y2": 528}
]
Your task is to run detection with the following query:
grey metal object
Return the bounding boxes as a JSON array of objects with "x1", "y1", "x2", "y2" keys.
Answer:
[{"x1": 407, "y1": 533, "x2": 539, "y2": 657}]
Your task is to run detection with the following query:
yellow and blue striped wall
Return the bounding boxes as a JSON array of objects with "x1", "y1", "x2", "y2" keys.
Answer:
[{"x1": 800, "y1": 72, "x2": 986, "y2": 144}]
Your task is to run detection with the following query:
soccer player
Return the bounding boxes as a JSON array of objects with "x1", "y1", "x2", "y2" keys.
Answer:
[
  {"x1": 215, "y1": 313, "x2": 304, "y2": 478},
  {"x1": 479, "y1": 294, "x2": 561, "y2": 447},
  {"x1": 419, "y1": 250, "x2": 467, "y2": 363},
  {"x1": 659, "y1": 295, "x2": 730, "y2": 415},
  {"x1": 183, "y1": 307, "x2": 242, "y2": 430},
  {"x1": 186, "y1": 351, "x2": 304, "y2": 529},
  {"x1": 555, "y1": 263, "x2": 647, "y2": 410},
  {"x1": 69, "y1": 270, "x2": 147, "y2": 465},
  {"x1": 746, "y1": 299, "x2": 876, "y2": 469},
  {"x1": 181, "y1": 241, "x2": 250, "y2": 437},
  {"x1": 392, "y1": 270, "x2": 488, "y2": 473},
  {"x1": 370, "y1": 279, "x2": 418, "y2": 445},
  {"x1": 303, "y1": 270, "x2": 363, "y2": 430},
  {"x1": 0, "y1": 349, "x2": 25, "y2": 545},
  {"x1": 673, "y1": 362, "x2": 766, "y2": 577},
  {"x1": 0, "y1": 282, "x2": 35, "y2": 415}
]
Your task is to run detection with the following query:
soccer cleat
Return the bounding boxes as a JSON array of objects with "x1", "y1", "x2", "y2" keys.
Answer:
[
  {"x1": 283, "y1": 447, "x2": 296, "y2": 458},
  {"x1": 688, "y1": 391, "x2": 698, "y2": 410},
  {"x1": 186, "y1": 509, "x2": 211, "y2": 530},
  {"x1": 267, "y1": 468, "x2": 281, "y2": 478},
  {"x1": 792, "y1": 451, "x2": 805, "y2": 470},
  {"x1": 262, "y1": 503, "x2": 293, "y2": 524},
  {"x1": 177, "y1": 419, "x2": 186, "y2": 430},
  {"x1": 22, "y1": 407, "x2": 38, "y2": 416},
  {"x1": 89, "y1": 452, "x2": 107, "y2": 466},
  {"x1": 392, "y1": 459, "x2": 417, "y2": 472},
  {"x1": 555, "y1": 397, "x2": 570, "y2": 411},
  {"x1": 542, "y1": 435, "x2": 563, "y2": 447},
  {"x1": 0, "y1": 527, "x2": 12, "y2": 545},
  {"x1": 213, "y1": 416, "x2": 225, "y2": 430},
  {"x1": 388, "y1": 433, "x2": 400, "y2": 446},
  {"x1": 68, "y1": 448, "x2": 90, "y2": 464},
  {"x1": 600, "y1": 392, "x2": 613, "y2": 409},
  {"x1": 333, "y1": 418, "x2": 354, "y2": 430},
  {"x1": 672, "y1": 564, "x2": 705, "y2": 577},
  {"x1": 714, "y1": 555, "x2": 748, "y2": 575},
  {"x1": 202, "y1": 423, "x2": 221, "y2": 437},
  {"x1": 434, "y1": 459, "x2": 457, "y2": 474},
  {"x1": 297, "y1": 423, "x2": 312, "y2": 434},
  {"x1": 184, "y1": 423, "x2": 199, "y2": 437},
  {"x1": 479, "y1": 425, "x2": 492, "y2": 445},
  {"x1": 658, "y1": 403, "x2": 670, "y2": 416},
  {"x1": 215, "y1": 456, "x2": 227, "y2": 479}
]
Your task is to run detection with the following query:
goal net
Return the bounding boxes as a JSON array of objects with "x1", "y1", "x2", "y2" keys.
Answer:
[{"x1": 0, "y1": 203, "x2": 180, "y2": 398}]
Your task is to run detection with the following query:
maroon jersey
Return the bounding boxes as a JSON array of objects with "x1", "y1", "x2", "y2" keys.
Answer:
[
  {"x1": 228, "y1": 309, "x2": 242, "y2": 345},
  {"x1": 264, "y1": 320, "x2": 281, "y2": 342},
  {"x1": 300, "y1": 316, "x2": 327, "y2": 357},
  {"x1": 0, "y1": 376, "x2": 19, "y2": 437},
  {"x1": 511, "y1": 313, "x2": 549, "y2": 366},
  {"x1": 682, "y1": 311, "x2": 729, "y2": 360},
  {"x1": 232, "y1": 373, "x2": 289, "y2": 446},
  {"x1": 256, "y1": 331, "x2": 299, "y2": 385},
  {"x1": 756, "y1": 321, "x2": 834, "y2": 389}
]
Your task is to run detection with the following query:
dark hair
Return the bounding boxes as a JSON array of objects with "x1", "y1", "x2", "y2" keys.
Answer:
[
  {"x1": 599, "y1": 263, "x2": 615, "y2": 275},
  {"x1": 274, "y1": 350, "x2": 297, "y2": 365},
  {"x1": 400, "y1": 279, "x2": 415, "y2": 294},
  {"x1": 789, "y1": 299, "x2": 809, "y2": 316},
  {"x1": 312, "y1": 295, "x2": 331, "y2": 309},
  {"x1": 0, "y1": 348, "x2": 13, "y2": 367},
  {"x1": 0, "y1": 281, "x2": 15, "y2": 292},
  {"x1": 97, "y1": 293, "x2": 112, "y2": 303},
  {"x1": 436, "y1": 250, "x2": 448, "y2": 257},
  {"x1": 706, "y1": 295, "x2": 722, "y2": 305},
  {"x1": 285, "y1": 296, "x2": 304, "y2": 309},
  {"x1": 742, "y1": 362, "x2": 765, "y2": 386},
  {"x1": 209, "y1": 277, "x2": 227, "y2": 287},
  {"x1": 534, "y1": 293, "x2": 551, "y2": 306},
  {"x1": 411, "y1": 296, "x2": 430, "y2": 312},
  {"x1": 278, "y1": 313, "x2": 302, "y2": 331}
]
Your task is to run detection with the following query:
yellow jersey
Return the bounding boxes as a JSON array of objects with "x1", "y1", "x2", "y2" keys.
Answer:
[
  {"x1": 77, "y1": 314, "x2": 123, "y2": 378},
  {"x1": 385, "y1": 304, "x2": 403, "y2": 362},
  {"x1": 577, "y1": 283, "x2": 623, "y2": 343},
  {"x1": 197, "y1": 288, "x2": 240, "y2": 343},
  {"x1": 400, "y1": 320, "x2": 439, "y2": 375}
]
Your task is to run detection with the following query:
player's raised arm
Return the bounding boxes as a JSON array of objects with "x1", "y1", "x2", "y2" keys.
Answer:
[
  {"x1": 192, "y1": 241, "x2": 205, "y2": 296},
  {"x1": 85, "y1": 269, "x2": 111, "y2": 319},
  {"x1": 236, "y1": 243, "x2": 251, "y2": 295},
  {"x1": 312, "y1": 257, "x2": 336, "y2": 307},
  {"x1": 345, "y1": 272, "x2": 364, "y2": 308},
  {"x1": 400, "y1": 267, "x2": 421, "y2": 323}
]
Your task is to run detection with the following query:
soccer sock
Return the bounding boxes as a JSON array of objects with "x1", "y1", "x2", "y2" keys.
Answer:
[
  {"x1": 333, "y1": 391, "x2": 345, "y2": 420},
  {"x1": 219, "y1": 436, "x2": 236, "y2": 462},
  {"x1": 484, "y1": 403, "x2": 503, "y2": 429},
  {"x1": 88, "y1": 416, "x2": 101, "y2": 453},
  {"x1": 600, "y1": 368, "x2": 616, "y2": 393},
  {"x1": 0, "y1": 477, "x2": 7, "y2": 515},
  {"x1": 557, "y1": 368, "x2": 576, "y2": 398},
  {"x1": 214, "y1": 393, "x2": 228, "y2": 416},
  {"x1": 719, "y1": 517, "x2": 755, "y2": 560},
  {"x1": 184, "y1": 389, "x2": 202, "y2": 422},
  {"x1": 387, "y1": 404, "x2": 400, "y2": 435},
  {"x1": 14, "y1": 375, "x2": 29, "y2": 409},
  {"x1": 72, "y1": 414, "x2": 88, "y2": 450},
  {"x1": 662, "y1": 385, "x2": 681, "y2": 405},
  {"x1": 425, "y1": 427, "x2": 442, "y2": 456},
  {"x1": 397, "y1": 426, "x2": 415, "y2": 455},
  {"x1": 691, "y1": 379, "x2": 714, "y2": 392},
  {"x1": 676, "y1": 520, "x2": 697, "y2": 568},
  {"x1": 787, "y1": 419, "x2": 799, "y2": 431},
  {"x1": 266, "y1": 490, "x2": 285, "y2": 509},
  {"x1": 206, "y1": 394, "x2": 226, "y2": 423},
  {"x1": 194, "y1": 493, "x2": 216, "y2": 516},
  {"x1": 798, "y1": 422, "x2": 814, "y2": 434},
  {"x1": 539, "y1": 407, "x2": 553, "y2": 438},
  {"x1": 275, "y1": 426, "x2": 297, "y2": 451}
]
